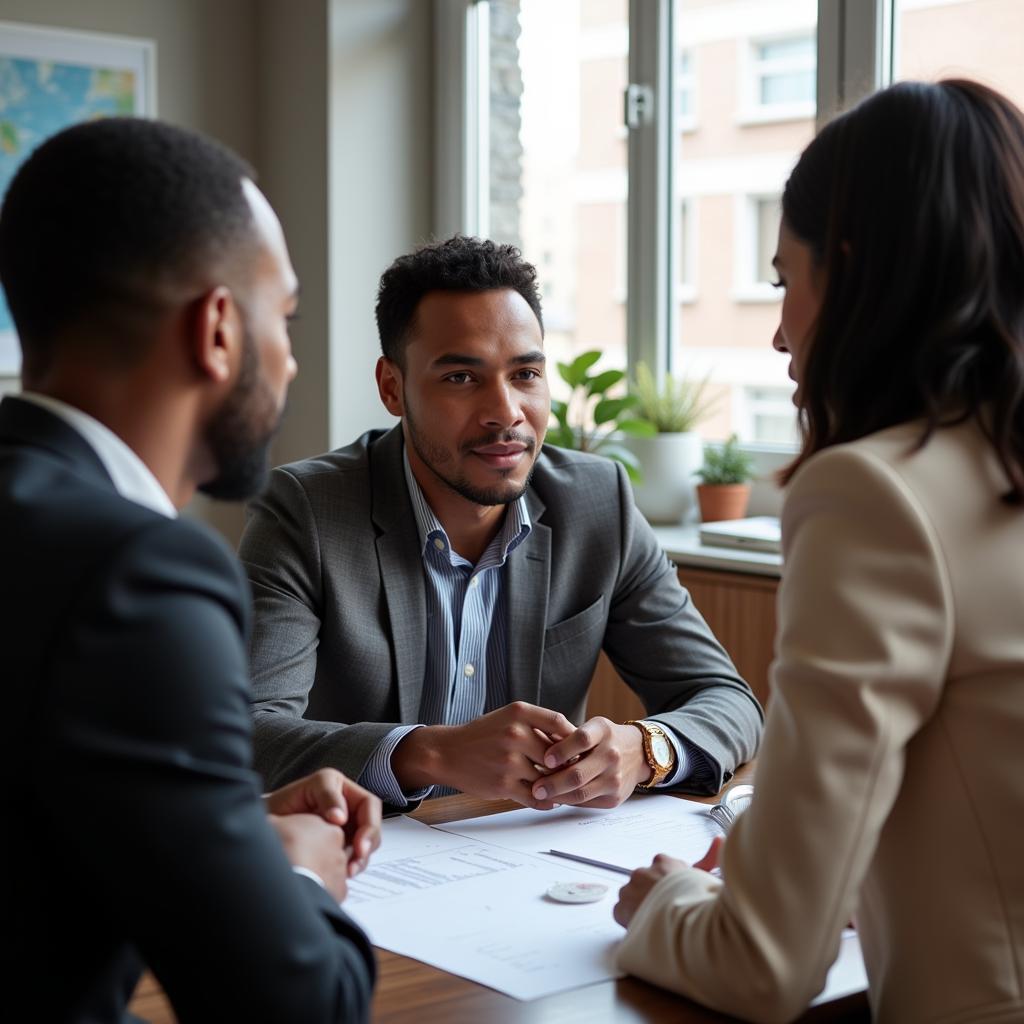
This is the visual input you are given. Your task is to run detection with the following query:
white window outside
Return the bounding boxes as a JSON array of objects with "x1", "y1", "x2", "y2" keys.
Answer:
[
  {"x1": 738, "y1": 385, "x2": 800, "y2": 445},
  {"x1": 739, "y1": 32, "x2": 816, "y2": 124},
  {"x1": 677, "y1": 46, "x2": 696, "y2": 132},
  {"x1": 437, "y1": 0, "x2": 910, "y2": 447},
  {"x1": 732, "y1": 193, "x2": 783, "y2": 303},
  {"x1": 677, "y1": 197, "x2": 697, "y2": 303}
]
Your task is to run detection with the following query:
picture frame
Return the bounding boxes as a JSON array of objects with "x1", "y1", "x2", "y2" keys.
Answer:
[{"x1": 0, "y1": 21, "x2": 156, "y2": 377}]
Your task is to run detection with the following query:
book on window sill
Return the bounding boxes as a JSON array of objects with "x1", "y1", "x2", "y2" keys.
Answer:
[{"x1": 698, "y1": 515, "x2": 781, "y2": 554}]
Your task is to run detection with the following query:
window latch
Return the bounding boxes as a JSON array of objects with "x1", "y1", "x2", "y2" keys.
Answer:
[{"x1": 624, "y1": 83, "x2": 654, "y2": 129}]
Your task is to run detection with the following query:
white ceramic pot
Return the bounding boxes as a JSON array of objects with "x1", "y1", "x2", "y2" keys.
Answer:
[{"x1": 625, "y1": 431, "x2": 704, "y2": 524}]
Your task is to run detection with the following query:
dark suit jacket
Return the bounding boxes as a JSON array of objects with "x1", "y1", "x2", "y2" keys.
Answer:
[
  {"x1": 1, "y1": 396, "x2": 375, "y2": 1024},
  {"x1": 240, "y1": 426, "x2": 763, "y2": 798}
]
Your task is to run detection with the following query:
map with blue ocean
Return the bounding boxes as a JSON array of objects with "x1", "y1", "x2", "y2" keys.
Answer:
[{"x1": 0, "y1": 55, "x2": 136, "y2": 341}]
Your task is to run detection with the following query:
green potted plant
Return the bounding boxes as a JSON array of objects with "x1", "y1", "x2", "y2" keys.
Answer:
[
  {"x1": 547, "y1": 350, "x2": 656, "y2": 480},
  {"x1": 626, "y1": 362, "x2": 716, "y2": 523},
  {"x1": 696, "y1": 433, "x2": 755, "y2": 522}
]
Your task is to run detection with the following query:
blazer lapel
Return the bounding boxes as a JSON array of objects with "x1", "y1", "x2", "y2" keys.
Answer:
[
  {"x1": 505, "y1": 489, "x2": 550, "y2": 706},
  {"x1": 370, "y1": 426, "x2": 427, "y2": 723}
]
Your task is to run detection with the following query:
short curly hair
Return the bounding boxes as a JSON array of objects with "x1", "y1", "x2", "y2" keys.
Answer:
[{"x1": 375, "y1": 236, "x2": 544, "y2": 367}]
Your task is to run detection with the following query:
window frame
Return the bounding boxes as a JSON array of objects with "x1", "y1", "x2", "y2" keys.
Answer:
[{"x1": 433, "y1": 0, "x2": 893, "y2": 452}]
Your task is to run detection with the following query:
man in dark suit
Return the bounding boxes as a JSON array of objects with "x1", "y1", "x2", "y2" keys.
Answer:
[
  {"x1": 0, "y1": 118, "x2": 378, "y2": 1022},
  {"x1": 240, "y1": 237, "x2": 763, "y2": 812}
]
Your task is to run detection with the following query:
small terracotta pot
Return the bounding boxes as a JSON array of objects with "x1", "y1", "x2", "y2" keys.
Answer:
[{"x1": 696, "y1": 483, "x2": 751, "y2": 523}]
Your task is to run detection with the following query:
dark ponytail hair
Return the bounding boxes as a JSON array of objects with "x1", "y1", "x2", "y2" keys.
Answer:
[{"x1": 780, "y1": 79, "x2": 1024, "y2": 504}]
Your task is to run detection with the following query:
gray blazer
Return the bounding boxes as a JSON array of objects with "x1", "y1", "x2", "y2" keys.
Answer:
[{"x1": 240, "y1": 426, "x2": 762, "y2": 795}]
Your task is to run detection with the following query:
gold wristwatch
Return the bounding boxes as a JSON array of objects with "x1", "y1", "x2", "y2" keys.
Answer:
[{"x1": 625, "y1": 720, "x2": 676, "y2": 789}]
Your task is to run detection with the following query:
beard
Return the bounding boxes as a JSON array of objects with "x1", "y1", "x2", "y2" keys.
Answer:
[
  {"x1": 198, "y1": 327, "x2": 283, "y2": 501},
  {"x1": 404, "y1": 399, "x2": 537, "y2": 507}
]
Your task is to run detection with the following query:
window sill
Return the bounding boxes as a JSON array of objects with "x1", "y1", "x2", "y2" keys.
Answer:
[
  {"x1": 735, "y1": 103, "x2": 815, "y2": 127},
  {"x1": 651, "y1": 523, "x2": 783, "y2": 578},
  {"x1": 731, "y1": 284, "x2": 781, "y2": 304}
]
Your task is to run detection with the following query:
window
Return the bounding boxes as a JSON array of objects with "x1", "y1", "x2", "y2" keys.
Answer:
[
  {"x1": 750, "y1": 35, "x2": 816, "y2": 116},
  {"x1": 754, "y1": 196, "x2": 782, "y2": 287},
  {"x1": 677, "y1": 46, "x2": 696, "y2": 131},
  {"x1": 740, "y1": 386, "x2": 799, "y2": 445},
  {"x1": 727, "y1": 191, "x2": 785, "y2": 301},
  {"x1": 678, "y1": 198, "x2": 696, "y2": 302},
  {"x1": 672, "y1": 1, "x2": 815, "y2": 443},
  {"x1": 490, "y1": 0, "x2": 630, "y2": 405},
  {"x1": 439, "y1": 0, "x2": 895, "y2": 448}
]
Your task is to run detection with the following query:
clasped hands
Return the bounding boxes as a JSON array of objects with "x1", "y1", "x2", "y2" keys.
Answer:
[
  {"x1": 393, "y1": 701, "x2": 654, "y2": 810},
  {"x1": 265, "y1": 769, "x2": 382, "y2": 902}
]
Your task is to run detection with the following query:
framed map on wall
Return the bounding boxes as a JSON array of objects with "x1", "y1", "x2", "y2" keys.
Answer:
[{"x1": 0, "y1": 22, "x2": 156, "y2": 376}]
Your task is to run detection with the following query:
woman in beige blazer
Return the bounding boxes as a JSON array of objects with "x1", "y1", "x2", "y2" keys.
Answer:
[{"x1": 613, "y1": 79, "x2": 1024, "y2": 1024}]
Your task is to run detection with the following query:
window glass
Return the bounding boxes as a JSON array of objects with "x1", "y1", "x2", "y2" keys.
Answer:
[
  {"x1": 760, "y1": 67, "x2": 814, "y2": 106},
  {"x1": 756, "y1": 35, "x2": 815, "y2": 107},
  {"x1": 744, "y1": 386, "x2": 799, "y2": 445},
  {"x1": 678, "y1": 47, "x2": 696, "y2": 126},
  {"x1": 679, "y1": 200, "x2": 693, "y2": 291},
  {"x1": 489, "y1": 0, "x2": 629, "y2": 410},
  {"x1": 673, "y1": 0, "x2": 815, "y2": 443},
  {"x1": 758, "y1": 36, "x2": 814, "y2": 62},
  {"x1": 755, "y1": 197, "x2": 781, "y2": 284}
]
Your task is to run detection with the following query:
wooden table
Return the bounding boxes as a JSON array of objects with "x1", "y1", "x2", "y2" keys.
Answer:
[{"x1": 130, "y1": 764, "x2": 869, "y2": 1023}]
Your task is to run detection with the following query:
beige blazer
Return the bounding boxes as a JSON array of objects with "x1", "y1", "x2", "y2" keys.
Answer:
[{"x1": 617, "y1": 418, "x2": 1024, "y2": 1024}]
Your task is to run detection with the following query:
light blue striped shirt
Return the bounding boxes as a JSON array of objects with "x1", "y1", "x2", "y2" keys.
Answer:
[
  {"x1": 358, "y1": 450, "x2": 689, "y2": 806},
  {"x1": 358, "y1": 453, "x2": 532, "y2": 805}
]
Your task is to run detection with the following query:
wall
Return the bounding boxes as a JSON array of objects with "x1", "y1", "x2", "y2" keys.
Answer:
[
  {"x1": 325, "y1": 0, "x2": 433, "y2": 455},
  {"x1": 253, "y1": 0, "x2": 331, "y2": 473},
  {"x1": 0, "y1": 0, "x2": 258, "y2": 158}
]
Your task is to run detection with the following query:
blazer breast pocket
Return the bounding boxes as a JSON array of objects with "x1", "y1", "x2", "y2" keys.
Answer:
[{"x1": 543, "y1": 595, "x2": 606, "y2": 651}]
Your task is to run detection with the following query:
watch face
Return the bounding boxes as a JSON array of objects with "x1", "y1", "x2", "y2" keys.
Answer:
[{"x1": 651, "y1": 734, "x2": 672, "y2": 766}]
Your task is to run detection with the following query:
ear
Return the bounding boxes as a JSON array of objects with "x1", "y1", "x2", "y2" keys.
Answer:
[
  {"x1": 192, "y1": 286, "x2": 242, "y2": 386},
  {"x1": 376, "y1": 356, "x2": 405, "y2": 417}
]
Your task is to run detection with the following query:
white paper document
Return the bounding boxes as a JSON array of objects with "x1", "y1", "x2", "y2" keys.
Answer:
[
  {"x1": 345, "y1": 818, "x2": 623, "y2": 1000},
  {"x1": 435, "y1": 794, "x2": 721, "y2": 876},
  {"x1": 345, "y1": 802, "x2": 867, "y2": 1005}
]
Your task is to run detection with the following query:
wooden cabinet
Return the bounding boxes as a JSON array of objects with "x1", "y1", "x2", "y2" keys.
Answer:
[
  {"x1": 675, "y1": 566, "x2": 778, "y2": 708},
  {"x1": 586, "y1": 565, "x2": 778, "y2": 722}
]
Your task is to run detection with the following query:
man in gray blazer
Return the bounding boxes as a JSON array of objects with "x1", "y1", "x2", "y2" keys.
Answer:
[{"x1": 240, "y1": 236, "x2": 762, "y2": 811}]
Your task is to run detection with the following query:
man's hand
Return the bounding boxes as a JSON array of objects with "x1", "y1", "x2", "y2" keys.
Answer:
[
  {"x1": 613, "y1": 838, "x2": 723, "y2": 928},
  {"x1": 264, "y1": 768, "x2": 382, "y2": 876},
  {"x1": 270, "y1": 812, "x2": 352, "y2": 902},
  {"x1": 529, "y1": 716, "x2": 650, "y2": 809},
  {"x1": 391, "y1": 702, "x2": 576, "y2": 808}
]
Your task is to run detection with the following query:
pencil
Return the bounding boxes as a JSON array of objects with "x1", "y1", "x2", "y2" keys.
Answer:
[{"x1": 545, "y1": 849, "x2": 633, "y2": 875}]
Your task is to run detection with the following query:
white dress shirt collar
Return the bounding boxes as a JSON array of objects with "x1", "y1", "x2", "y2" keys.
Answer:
[
  {"x1": 401, "y1": 445, "x2": 531, "y2": 561},
  {"x1": 18, "y1": 392, "x2": 178, "y2": 519}
]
